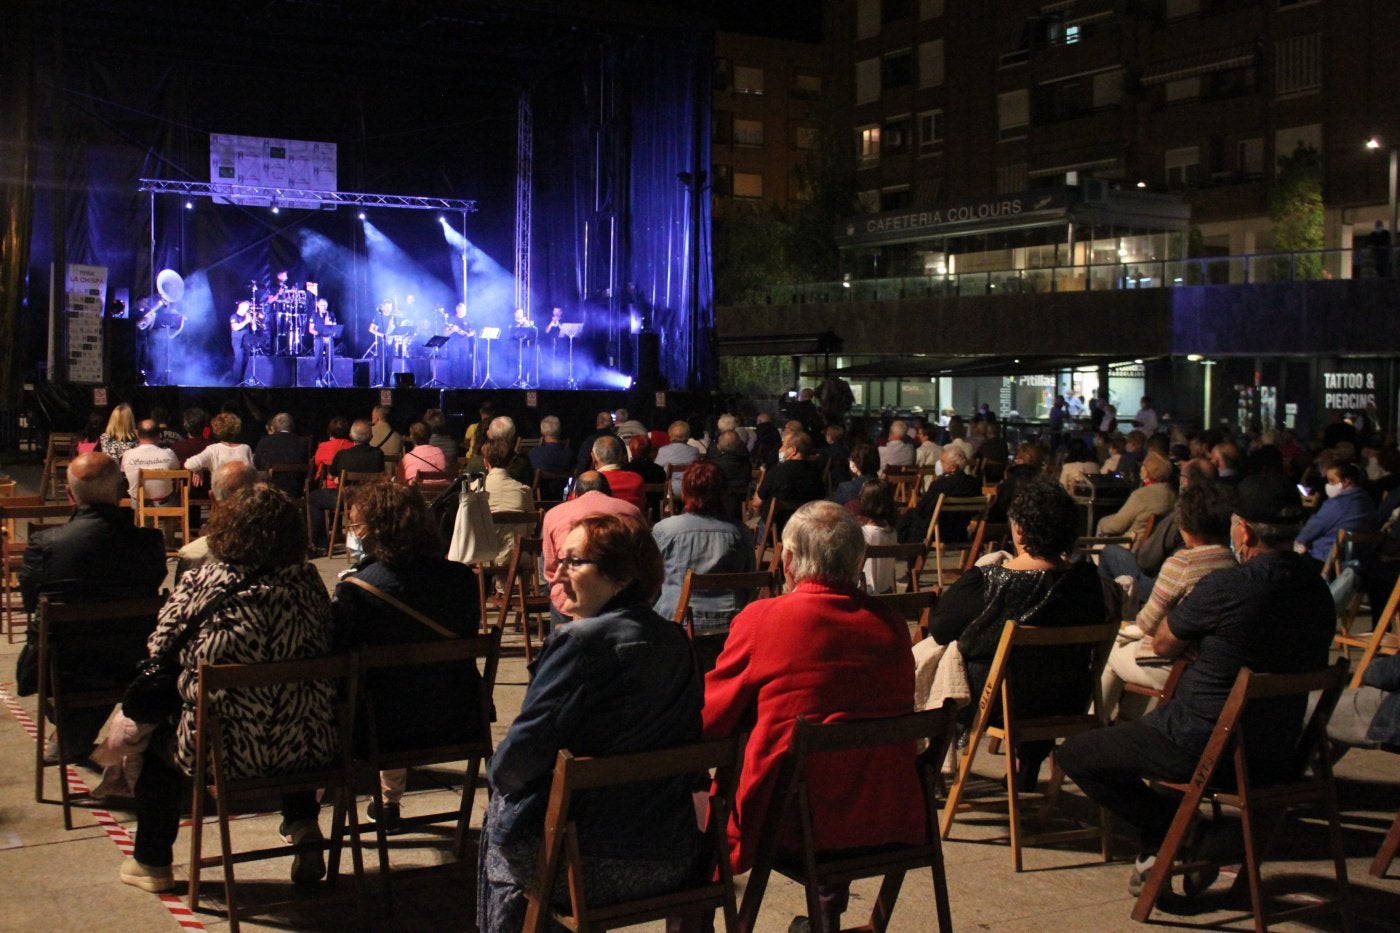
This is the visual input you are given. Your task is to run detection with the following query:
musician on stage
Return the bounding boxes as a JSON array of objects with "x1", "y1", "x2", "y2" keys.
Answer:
[
  {"x1": 445, "y1": 301, "x2": 476, "y2": 386},
  {"x1": 307, "y1": 297, "x2": 338, "y2": 383},
  {"x1": 267, "y1": 269, "x2": 292, "y2": 303},
  {"x1": 544, "y1": 307, "x2": 564, "y2": 387},
  {"x1": 228, "y1": 300, "x2": 263, "y2": 384},
  {"x1": 368, "y1": 298, "x2": 397, "y2": 386},
  {"x1": 510, "y1": 307, "x2": 538, "y2": 388}
]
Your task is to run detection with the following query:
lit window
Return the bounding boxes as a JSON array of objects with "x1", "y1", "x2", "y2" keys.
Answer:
[
  {"x1": 733, "y1": 172, "x2": 764, "y2": 199},
  {"x1": 858, "y1": 125, "x2": 881, "y2": 163},
  {"x1": 734, "y1": 65, "x2": 765, "y2": 95},
  {"x1": 1065, "y1": 25, "x2": 1080, "y2": 43},
  {"x1": 734, "y1": 119, "x2": 764, "y2": 147}
]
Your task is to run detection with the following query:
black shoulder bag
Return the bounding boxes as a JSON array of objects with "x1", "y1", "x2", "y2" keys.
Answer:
[{"x1": 123, "y1": 573, "x2": 265, "y2": 724}]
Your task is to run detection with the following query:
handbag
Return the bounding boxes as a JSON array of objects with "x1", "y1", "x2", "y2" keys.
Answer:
[
  {"x1": 15, "y1": 641, "x2": 38, "y2": 696},
  {"x1": 122, "y1": 573, "x2": 265, "y2": 724},
  {"x1": 447, "y1": 475, "x2": 500, "y2": 565}
]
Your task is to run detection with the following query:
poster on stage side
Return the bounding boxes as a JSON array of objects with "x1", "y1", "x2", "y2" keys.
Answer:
[{"x1": 65, "y1": 263, "x2": 108, "y2": 384}]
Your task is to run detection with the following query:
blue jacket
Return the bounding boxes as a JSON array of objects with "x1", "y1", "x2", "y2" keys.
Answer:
[
  {"x1": 652, "y1": 512, "x2": 755, "y2": 627},
  {"x1": 1364, "y1": 652, "x2": 1400, "y2": 751},
  {"x1": 1297, "y1": 487, "x2": 1376, "y2": 562},
  {"x1": 487, "y1": 596, "x2": 702, "y2": 860}
]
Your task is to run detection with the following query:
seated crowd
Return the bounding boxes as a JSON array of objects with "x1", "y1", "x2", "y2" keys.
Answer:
[{"x1": 17, "y1": 394, "x2": 1400, "y2": 927}]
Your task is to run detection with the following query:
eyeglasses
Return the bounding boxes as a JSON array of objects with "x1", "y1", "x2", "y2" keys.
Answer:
[
  {"x1": 346, "y1": 521, "x2": 367, "y2": 534},
  {"x1": 555, "y1": 556, "x2": 597, "y2": 572}
]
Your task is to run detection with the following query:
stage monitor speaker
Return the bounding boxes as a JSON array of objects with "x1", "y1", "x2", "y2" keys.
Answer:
[
  {"x1": 296, "y1": 357, "x2": 353, "y2": 387},
  {"x1": 354, "y1": 361, "x2": 371, "y2": 388},
  {"x1": 393, "y1": 371, "x2": 416, "y2": 389}
]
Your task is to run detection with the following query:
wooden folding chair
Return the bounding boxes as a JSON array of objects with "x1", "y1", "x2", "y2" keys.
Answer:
[
  {"x1": 532, "y1": 468, "x2": 571, "y2": 503},
  {"x1": 876, "y1": 589, "x2": 939, "y2": 643},
  {"x1": 1373, "y1": 807, "x2": 1400, "y2": 879},
  {"x1": 352, "y1": 630, "x2": 501, "y2": 880},
  {"x1": 1335, "y1": 569, "x2": 1400, "y2": 687},
  {"x1": 380, "y1": 453, "x2": 401, "y2": 478},
  {"x1": 327, "y1": 470, "x2": 382, "y2": 558},
  {"x1": 41, "y1": 432, "x2": 78, "y2": 501},
  {"x1": 754, "y1": 498, "x2": 802, "y2": 572},
  {"x1": 34, "y1": 594, "x2": 165, "y2": 828},
  {"x1": 189, "y1": 654, "x2": 364, "y2": 932},
  {"x1": 1072, "y1": 534, "x2": 1134, "y2": 561},
  {"x1": 1332, "y1": 530, "x2": 1392, "y2": 646},
  {"x1": 522, "y1": 736, "x2": 743, "y2": 933},
  {"x1": 505, "y1": 537, "x2": 552, "y2": 661},
  {"x1": 941, "y1": 618, "x2": 1119, "y2": 871},
  {"x1": 672, "y1": 569, "x2": 776, "y2": 639},
  {"x1": 641, "y1": 482, "x2": 668, "y2": 525},
  {"x1": 863, "y1": 542, "x2": 927, "y2": 594},
  {"x1": 267, "y1": 463, "x2": 313, "y2": 541},
  {"x1": 1, "y1": 496, "x2": 53, "y2": 641},
  {"x1": 1131, "y1": 660, "x2": 1352, "y2": 930},
  {"x1": 663, "y1": 463, "x2": 688, "y2": 517},
  {"x1": 136, "y1": 468, "x2": 192, "y2": 557},
  {"x1": 411, "y1": 470, "x2": 455, "y2": 496},
  {"x1": 922, "y1": 494, "x2": 989, "y2": 590},
  {"x1": 884, "y1": 465, "x2": 919, "y2": 507},
  {"x1": 737, "y1": 705, "x2": 959, "y2": 933}
]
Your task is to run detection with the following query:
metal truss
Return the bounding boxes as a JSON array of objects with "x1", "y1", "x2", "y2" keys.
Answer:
[{"x1": 137, "y1": 178, "x2": 477, "y2": 213}]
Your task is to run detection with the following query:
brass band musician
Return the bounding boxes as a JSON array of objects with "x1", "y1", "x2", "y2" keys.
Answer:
[
  {"x1": 446, "y1": 301, "x2": 476, "y2": 385},
  {"x1": 368, "y1": 299, "x2": 397, "y2": 387},
  {"x1": 229, "y1": 300, "x2": 264, "y2": 384},
  {"x1": 307, "y1": 297, "x2": 338, "y2": 384}
]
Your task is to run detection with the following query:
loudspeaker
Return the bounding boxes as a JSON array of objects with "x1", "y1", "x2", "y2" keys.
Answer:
[
  {"x1": 393, "y1": 371, "x2": 416, "y2": 389},
  {"x1": 354, "y1": 360, "x2": 371, "y2": 388},
  {"x1": 295, "y1": 357, "x2": 353, "y2": 387}
]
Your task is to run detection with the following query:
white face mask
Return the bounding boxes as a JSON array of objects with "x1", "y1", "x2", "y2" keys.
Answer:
[
  {"x1": 778, "y1": 450, "x2": 788, "y2": 462},
  {"x1": 1324, "y1": 482, "x2": 1344, "y2": 499}
]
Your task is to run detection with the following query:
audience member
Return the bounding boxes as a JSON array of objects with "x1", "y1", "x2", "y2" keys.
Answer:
[
  {"x1": 926, "y1": 480, "x2": 1113, "y2": 790},
  {"x1": 541, "y1": 471, "x2": 642, "y2": 627},
  {"x1": 817, "y1": 423, "x2": 851, "y2": 488},
  {"x1": 1133, "y1": 396, "x2": 1159, "y2": 435},
  {"x1": 169, "y1": 408, "x2": 209, "y2": 464},
  {"x1": 751, "y1": 430, "x2": 824, "y2": 528},
  {"x1": 1326, "y1": 652, "x2": 1400, "y2": 755},
  {"x1": 831, "y1": 442, "x2": 880, "y2": 506},
  {"x1": 1296, "y1": 460, "x2": 1375, "y2": 564},
  {"x1": 309, "y1": 419, "x2": 385, "y2": 555},
  {"x1": 1097, "y1": 457, "x2": 1215, "y2": 601},
  {"x1": 148, "y1": 406, "x2": 182, "y2": 447},
  {"x1": 479, "y1": 512, "x2": 701, "y2": 930},
  {"x1": 174, "y1": 461, "x2": 257, "y2": 585},
  {"x1": 182, "y1": 412, "x2": 254, "y2": 485},
  {"x1": 482, "y1": 437, "x2": 535, "y2": 566},
  {"x1": 332, "y1": 481, "x2": 481, "y2": 833},
  {"x1": 123, "y1": 484, "x2": 335, "y2": 893},
  {"x1": 854, "y1": 480, "x2": 898, "y2": 594},
  {"x1": 1100, "y1": 482, "x2": 1237, "y2": 720},
  {"x1": 654, "y1": 421, "x2": 701, "y2": 496},
  {"x1": 99, "y1": 403, "x2": 139, "y2": 461},
  {"x1": 896, "y1": 447, "x2": 979, "y2": 547},
  {"x1": 988, "y1": 441, "x2": 1045, "y2": 523},
  {"x1": 120, "y1": 419, "x2": 179, "y2": 501},
  {"x1": 612, "y1": 407, "x2": 647, "y2": 440},
  {"x1": 312, "y1": 416, "x2": 353, "y2": 489},
  {"x1": 574, "y1": 410, "x2": 617, "y2": 475},
  {"x1": 18, "y1": 452, "x2": 166, "y2": 755},
  {"x1": 422, "y1": 408, "x2": 459, "y2": 466},
  {"x1": 253, "y1": 412, "x2": 309, "y2": 497},
  {"x1": 877, "y1": 420, "x2": 915, "y2": 476},
  {"x1": 527, "y1": 415, "x2": 574, "y2": 489},
  {"x1": 591, "y1": 434, "x2": 646, "y2": 513},
  {"x1": 400, "y1": 422, "x2": 449, "y2": 484},
  {"x1": 1058, "y1": 474, "x2": 1333, "y2": 896},
  {"x1": 463, "y1": 400, "x2": 494, "y2": 461},
  {"x1": 703, "y1": 501, "x2": 922, "y2": 932},
  {"x1": 1095, "y1": 451, "x2": 1177, "y2": 539},
  {"x1": 752, "y1": 412, "x2": 782, "y2": 467},
  {"x1": 1058, "y1": 439, "x2": 1098, "y2": 492},
  {"x1": 369, "y1": 404, "x2": 403, "y2": 458},
  {"x1": 652, "y1": 462, "x2": 754, "y2": 666}
]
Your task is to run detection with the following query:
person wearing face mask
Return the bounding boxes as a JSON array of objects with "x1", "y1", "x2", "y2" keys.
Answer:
[
  {"x1": 1294, "y1": 461, "x2": 1376, "y2": 565},
  {"x1": 831, "y1": 442, "x2": 881, "y2": 506},
  {"x1": 1058, "y1": 473, "x2": 1335, "y2": 899}
]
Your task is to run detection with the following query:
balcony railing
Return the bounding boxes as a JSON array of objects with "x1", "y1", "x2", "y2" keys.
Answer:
[{"x1": 741, "y1": 246, "x2": 1381, "y2": 306}]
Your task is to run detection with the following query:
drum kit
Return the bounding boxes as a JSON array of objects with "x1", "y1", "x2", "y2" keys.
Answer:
[{"x1": 243, "y1": 279, "x2": 315, "y2": 356}]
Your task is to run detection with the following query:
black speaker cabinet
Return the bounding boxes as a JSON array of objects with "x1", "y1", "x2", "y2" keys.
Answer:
[{"x1": 295, "y1": 357, "x2": 353, "y2": 387}]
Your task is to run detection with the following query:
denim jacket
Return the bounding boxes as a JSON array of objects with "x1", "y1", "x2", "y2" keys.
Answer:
[
  {"x1": 1364, "y1": 652, "x2": 1400, "y2": 751},
  {"x1": 487, "y1": 595, "x2": 702, "y2": 860},
  {"x1": 651, "y1": 512, "x2": 755, "y2": 629}
]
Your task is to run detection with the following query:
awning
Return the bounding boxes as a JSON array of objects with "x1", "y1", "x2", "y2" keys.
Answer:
[
  {"x1": 1140, "y1": 46, "x2": 1256, "y2": 86},
  {"x1": 799, "y1": 355, "x2": 1151, "y2": 379}
]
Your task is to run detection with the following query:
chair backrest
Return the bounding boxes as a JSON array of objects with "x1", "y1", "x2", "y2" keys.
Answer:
[
  {"x1": 877, "y1": 589, "x2": 939, "y2": 640},
  {"x1": 490, "y1": 509, "x2": 542, "y2": 536},
  {"x1": 523, "y1": 735, "x2": 743, "y2": 933},
  {"x1": 673, "y1": 568, "x2": 776, "y2": 637},
  {"x1": 267, "y1": 462, "x2": 312, "y2": 497},
  {"x1": 38, "y1": 594, "x2": 167, "y2": 702},
  {"x1": 981, "y1": 619, "x2": 1120, "y2": 726},
  {"x1": 356, "y1": 629, "x2": 502, "y2": 765},
  {"x1": 926, "y1": 494, "x2": 990, "y2": 547}
]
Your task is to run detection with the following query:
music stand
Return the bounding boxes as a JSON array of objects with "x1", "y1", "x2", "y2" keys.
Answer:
[
  {"x1": 511, "y1": 325, "x2": 537, "y2": 388},
  {"x1": 238, "y1": 338, "x2": 267, "y2": 388},
  {"x1": 316, "y1": 324, "x2": 344, "y2": 387},
  {"x1": 560, "y1": 322, "x2": 583, "y2": 390},
  {"x1": 153, "y1": 310, "x2": 183, "y2": 386},
  {"x1": 477, "y1": 327, "x2": 500, "y2": 389},
  {"x1": 423, "y1": 334, "x2": 450, "y2": 388}
]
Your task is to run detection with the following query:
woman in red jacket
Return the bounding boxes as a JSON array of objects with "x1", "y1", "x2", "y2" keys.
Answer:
[{"x1": 703, "y1": 500, "x2": 921, "y2": 932}]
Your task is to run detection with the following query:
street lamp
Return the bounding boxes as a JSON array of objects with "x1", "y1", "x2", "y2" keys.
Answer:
[{"x1": 1366, "y1": 136, "x2": 1398, "y2": 237}]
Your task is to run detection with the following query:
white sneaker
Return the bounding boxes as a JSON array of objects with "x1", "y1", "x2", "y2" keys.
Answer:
[{"x1": 120, "y1": 857, "x2": 177, "y2": 893}]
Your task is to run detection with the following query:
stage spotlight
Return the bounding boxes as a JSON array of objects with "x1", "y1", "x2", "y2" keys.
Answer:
[
  {"x1": 358, "y1": 211, "x2": 367, "y2": 220},
  {"x1": 271, "y1": 204, "x2": 280, "y2": 214},
  {"x1": 438, "y1": 215, "x2": 446, "y2": 224},
  {"x1": 184, "y1": 201, "x2": 193, "y2": 210}
]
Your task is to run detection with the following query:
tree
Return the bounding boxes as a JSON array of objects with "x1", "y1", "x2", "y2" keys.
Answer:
[
  {"x1": 711, "y1": 202, "x2": 800, "y2": 305},
  {"x1": 1271, "y1": 141, "x2": 1324, "y2": 280}
]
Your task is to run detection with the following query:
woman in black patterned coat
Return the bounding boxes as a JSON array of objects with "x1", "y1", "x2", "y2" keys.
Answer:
[{"x1": 121, "y1": 484, "x2": 337, "y2": 894}]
